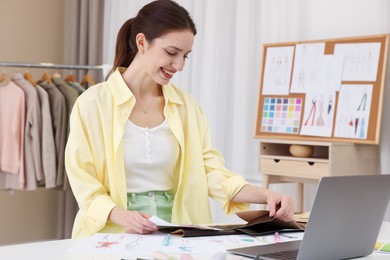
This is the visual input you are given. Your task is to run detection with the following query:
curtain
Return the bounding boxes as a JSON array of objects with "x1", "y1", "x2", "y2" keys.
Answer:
[
  {"x1": 63, "y1": 0, "x2": 105, "y2": 82},
  {"x1": 61, "y1": 0, "x2": 105, "y2": 239}
]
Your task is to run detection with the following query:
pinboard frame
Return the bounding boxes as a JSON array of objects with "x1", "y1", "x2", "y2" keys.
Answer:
[{"x1": 254, "y1": 34, "x2": 389, "y2": 144}]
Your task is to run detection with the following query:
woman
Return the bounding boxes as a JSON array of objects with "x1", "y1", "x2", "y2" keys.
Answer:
[{"x1": 65, "y1": 0, "x2": 294, "y2": 238}]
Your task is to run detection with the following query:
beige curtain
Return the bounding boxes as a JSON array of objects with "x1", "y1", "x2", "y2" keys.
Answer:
[
  {"x1": 63, "y1": 0, "x2": 105, "y2": 83},
  {"x1": 59, "y1": 0, "x2": 105, "y2": 239}
]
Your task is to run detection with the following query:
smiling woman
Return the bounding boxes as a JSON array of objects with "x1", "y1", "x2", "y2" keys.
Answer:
[{"x1": 65, "y1": 0, "x2": 294, "y2": 239}]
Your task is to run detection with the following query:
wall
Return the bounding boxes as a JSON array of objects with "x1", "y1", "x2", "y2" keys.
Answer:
[{"x1": 0, "y1": 0, "x2": 66, "y2": 245}]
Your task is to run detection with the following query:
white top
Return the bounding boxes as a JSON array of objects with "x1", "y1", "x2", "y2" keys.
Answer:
[{"x1": 123, "y1": 120, "x2": 180, "y2": 192}]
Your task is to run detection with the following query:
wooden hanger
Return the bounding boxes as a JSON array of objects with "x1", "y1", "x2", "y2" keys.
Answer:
[
  {"x1": 40, "y1": 71, "x2": 53, "y2": 84},
  {"x1": 81, "y1": 74, "x2": 95, "y2": 88},
  {"x1": 65, "y1": 74, "x2": 77, "y2": 82},
  {"x1": 24, "y1": 71, "x2": 37, "y2": 86},
  {"x1": 0, "y1": 71, "x2": 10, "y2": 85}
]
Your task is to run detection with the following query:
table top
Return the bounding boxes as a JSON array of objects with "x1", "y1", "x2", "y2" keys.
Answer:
[{"x1": 0, "y1": 222, "x2": 389, "y2": 260}]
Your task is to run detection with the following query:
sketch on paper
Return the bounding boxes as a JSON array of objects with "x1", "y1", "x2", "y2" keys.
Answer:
[
  {"x1": 68, "y1": 233, "x2": 227, "y2": 257},
  {"x1": 262, "y1": 46, "x2": 295, "y2": 95},
  {"x1": 300, "y1": 90, "x2": 336, "y2": 137},
  {"x1": 290, "y1": 43, "x2": 325, "y2": 93},
  {"x1": 261, "y1": 97, "x2": 302, "y2": 134},
  {"x1": 334, "y1": 42, "x2": 381, "y2": 81},
  {"x1": 96, "y1": 234, "x2": 125, "y2": 248},
  {"x1": 319, "y1": 54, "x2": 344, "y2": 92},
  {"x1": 334, "y1": 84, "x2": 373, "y2": 139}
]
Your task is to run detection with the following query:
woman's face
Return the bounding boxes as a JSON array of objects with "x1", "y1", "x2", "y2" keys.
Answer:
[{"x1": 142, "y1": 29, "x2": 194, "y2": 85}]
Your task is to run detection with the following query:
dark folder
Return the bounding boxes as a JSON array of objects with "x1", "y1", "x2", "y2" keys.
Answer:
[{"x1": 157, "y1": 210, "x2": 305, "y2": 237}]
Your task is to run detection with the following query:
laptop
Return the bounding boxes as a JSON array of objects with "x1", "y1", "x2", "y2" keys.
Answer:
[{"x1": 228, "y1": 174, "x2": 390, "y2": 260}]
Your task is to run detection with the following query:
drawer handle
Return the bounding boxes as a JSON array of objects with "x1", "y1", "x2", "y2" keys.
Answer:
[
  {"x1": 308, "y1": 162, "x2": 315, "y2": 166},
  {"x1": 274, "y1": 159, "x2": 280, "y2": 163}
]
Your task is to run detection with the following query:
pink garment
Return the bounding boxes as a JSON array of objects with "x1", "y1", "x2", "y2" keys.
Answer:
[{"x1": 0, "y1": 81, "x2": 26, "y2": 188}]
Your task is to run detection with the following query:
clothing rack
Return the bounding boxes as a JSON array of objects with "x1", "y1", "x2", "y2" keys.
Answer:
[{"x1": 0, "y1": 61, "x2": 104, "y2": 70}]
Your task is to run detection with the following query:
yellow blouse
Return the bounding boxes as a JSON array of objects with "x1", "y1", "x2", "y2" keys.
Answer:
[{"x1": 65, "y1": 68, "x2": 249, "y2": 238}]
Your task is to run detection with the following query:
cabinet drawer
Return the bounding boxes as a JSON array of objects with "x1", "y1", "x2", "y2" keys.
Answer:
[{"x1": 260, "y1": 158, "x2": 329, "y2": 178}]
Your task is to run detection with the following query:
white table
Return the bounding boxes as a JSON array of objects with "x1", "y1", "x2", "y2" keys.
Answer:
[{"x1": 0, "y1": 222, "x2": 389, "y2": 260}]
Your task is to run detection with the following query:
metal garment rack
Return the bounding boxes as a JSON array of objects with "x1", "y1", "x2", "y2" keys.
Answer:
[{"x1": 0, "y1": 61, "x2": 104, "y2": 70}]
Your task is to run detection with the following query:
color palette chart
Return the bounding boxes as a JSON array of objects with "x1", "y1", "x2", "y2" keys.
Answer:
[{"x1": 261, "y1": 97, "x2": 302, "y2": 134}]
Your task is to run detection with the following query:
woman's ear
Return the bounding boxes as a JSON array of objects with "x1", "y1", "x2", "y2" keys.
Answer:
[{"x1": 136, "y1": 33, "x2": 147, "y2": 54}]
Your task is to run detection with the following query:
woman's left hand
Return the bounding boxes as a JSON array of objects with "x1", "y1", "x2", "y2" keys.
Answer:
[
  {"x1": 264, "y1": 190, "x2": 294, "y2": 221},
  {"x1": 231, "y1": 184, "x2": 295, "y2": 221}
]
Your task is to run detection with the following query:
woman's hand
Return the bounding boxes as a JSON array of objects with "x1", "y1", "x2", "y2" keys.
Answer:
[
  {"x1": 109, "y1": 206, "x2": 158, "y2": 234},
  {"x1": 231, "y1": 184, "x2": 295, "y2": 221},
  {"x1": 263, "y1": 189, "x2": 294, "y2": 221}
]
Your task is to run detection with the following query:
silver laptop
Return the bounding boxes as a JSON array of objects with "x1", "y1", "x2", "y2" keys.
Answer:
[{"x1": 228, "y1": 175, "x2": 390, "y2": 260}]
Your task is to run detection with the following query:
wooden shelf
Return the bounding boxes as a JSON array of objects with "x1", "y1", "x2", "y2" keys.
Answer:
[{"x1": 259, "y1": 139, "x2": 379, "y2": 212}]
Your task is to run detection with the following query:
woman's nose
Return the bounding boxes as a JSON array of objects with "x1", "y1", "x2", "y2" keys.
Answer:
[{"x1": 172, "y1": 57, "x2": 185, "y2": 71}]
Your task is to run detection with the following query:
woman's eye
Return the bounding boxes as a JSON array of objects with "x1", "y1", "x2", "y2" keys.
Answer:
[{"x1": 166, "y1": 50, "x2": 176, "y2": 56}]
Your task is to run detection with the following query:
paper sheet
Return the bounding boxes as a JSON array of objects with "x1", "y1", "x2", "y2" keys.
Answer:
[
  {"x1": 290, "y1": 43, "x2": 325, "y2": 93},
  {"x1": 300, "y1": 89, "x2": 336, "y2": 137},
  {"x1": 334, "y1": 42, "x2": 381, "y2": 82},
  {"x1": 334, "y1": 84, "x2": 373, "y2": 139},
  {"x1": 262, "y1": 46, "x2": 295, "y2": 95}
]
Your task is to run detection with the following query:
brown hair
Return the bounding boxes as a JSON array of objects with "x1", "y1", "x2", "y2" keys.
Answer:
[{"x1": 111, "y1": 0, "x2": 197, "y2": 74}]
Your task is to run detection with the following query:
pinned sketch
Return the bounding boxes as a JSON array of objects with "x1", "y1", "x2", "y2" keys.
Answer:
[
  {"x1": 262, "y1": 46, "x2": 295, "y2": 95},
  {"x1": 319, "y1": 54, "x2": 344, "y2": 92},
  {"x1": 300, "y1": 90, "x2": 336, "y2": 137},
  {"x1": 260, "y1": 97, "x2": 302, "y2": 134},
  {"x1": 334, "y1": 84, "x2": 373, "y2": 139},
  {"x1": 334, "y1": 42, "x2": 381, "y2": 81},
  {"x1": 290, "y1": 43, "x2": 325, "y2": 93}
]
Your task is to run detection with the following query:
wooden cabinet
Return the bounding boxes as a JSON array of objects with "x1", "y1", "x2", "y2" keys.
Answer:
[{"x1": 259, "y1": 139, "x2": 379, "y2": 212}]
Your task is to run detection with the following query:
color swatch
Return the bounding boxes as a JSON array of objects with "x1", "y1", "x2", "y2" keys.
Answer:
[{"x1": 261, "y1": 97, "x2": 302, "y2": 134}]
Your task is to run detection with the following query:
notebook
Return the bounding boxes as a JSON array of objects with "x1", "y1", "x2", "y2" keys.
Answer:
[{"x1": 228, "y1": 174, "x2": 390, "y2": 260}]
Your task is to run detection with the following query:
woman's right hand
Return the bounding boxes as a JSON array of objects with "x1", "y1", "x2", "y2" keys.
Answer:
[{"x1": 109, "y1": 206, "x2": 158, "y2": 234}]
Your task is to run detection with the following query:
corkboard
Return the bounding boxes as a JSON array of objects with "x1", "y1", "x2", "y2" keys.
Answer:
[{"x1": 254, "y1": 34, "x2": 389, "y2": 144}]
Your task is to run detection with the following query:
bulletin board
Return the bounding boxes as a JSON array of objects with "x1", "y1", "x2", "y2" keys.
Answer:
[{"x1": 254, "y1": 34, "x2": 389, "y2": 144}]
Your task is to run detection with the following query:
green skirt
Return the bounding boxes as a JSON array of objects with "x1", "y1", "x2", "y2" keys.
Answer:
[{"x1": 127, "y1": 190, "x2": 174, "y2": 222}]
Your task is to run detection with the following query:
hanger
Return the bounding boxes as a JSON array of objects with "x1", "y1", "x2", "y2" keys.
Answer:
[
  {"x1": 40, "y1": 71, "x2": 53, "y2": 84},
  {"x1": 65, "y1": 74, "x2": 77, "y2": 82},
  {"x1": 81, "y1": 74, "x2": 95, "y2": 88},
  {"x1": 0, "y1": 70, "x2": 10, "y2": 85},
  {"x1": 52, "y1": 71, "x2": 61, "y2": 79},
  {"x1": 24, "y1": 71, "x2": 37, "y2": 86}
]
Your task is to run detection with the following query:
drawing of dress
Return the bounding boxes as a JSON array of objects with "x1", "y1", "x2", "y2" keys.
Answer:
[
  {"x1": 304, "y1": 99, "x2": 317, "y2": 126},
  {"x1": 316, "y1": 97, "x2": 325, "y2": 126},
  {"x1": 359, "y1": 118, "x2": 366, "y2": 138}
]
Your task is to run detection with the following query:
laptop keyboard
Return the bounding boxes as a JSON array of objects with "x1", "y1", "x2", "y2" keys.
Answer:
[{"x1": 255, "y1": 249, "x2": 299, "y2": 260}]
